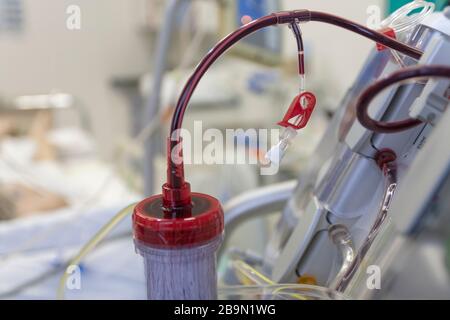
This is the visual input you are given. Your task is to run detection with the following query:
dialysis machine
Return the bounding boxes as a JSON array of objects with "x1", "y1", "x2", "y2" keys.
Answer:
[{"x1": 219, "y1": 5, "x2": 450, "y2": 299}]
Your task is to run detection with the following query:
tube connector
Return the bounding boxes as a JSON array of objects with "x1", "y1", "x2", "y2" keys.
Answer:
[
  {"x1": 163, "y1": 137, "x2": 193, "y2": 216},
  {"x1": 264, "y1": 127, "x2": 298, "y2": 165},
  {"x1": 273, "y1": 10, "x2": 311, "y2": 24},
  {"x1": 161, "y1": 182, "x2": 192, "y2": 217}
]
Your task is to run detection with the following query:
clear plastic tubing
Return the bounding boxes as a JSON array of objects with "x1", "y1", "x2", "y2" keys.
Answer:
[
  {"x1": 133, "y1": 193, "x2": 224, "y2": 300},
  {"x1": 264, "y1": 126, "x2": 298, "y2": 165},
  {"x1": 381, "y1": 0, "x2": 435, "y2": 34}
]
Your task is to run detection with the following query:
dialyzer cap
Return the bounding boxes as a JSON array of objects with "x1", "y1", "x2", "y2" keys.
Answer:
[{"x1": 133, "y1": 192, "x2": 224, "y2": 248}]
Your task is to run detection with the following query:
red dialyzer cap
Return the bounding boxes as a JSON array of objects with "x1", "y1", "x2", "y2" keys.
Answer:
[{"x1": 133, "y1": 192, "x2": 224, "y2": 248}]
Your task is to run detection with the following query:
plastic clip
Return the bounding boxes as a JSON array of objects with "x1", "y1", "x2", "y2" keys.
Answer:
[
  {"x1": 376, "y1": 27, "x2": 396, "y2": 51},
  {"x1": 278, "y1": 91, "x2": 316, "y2": 130}
]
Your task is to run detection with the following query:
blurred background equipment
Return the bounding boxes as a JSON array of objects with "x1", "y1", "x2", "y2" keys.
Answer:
[
  {"x1": 0, "y1": 0, "x2": 23, "y2": 33},
  {"x1": 219, "y1": 0, "x2": 282, "y2": 65}
]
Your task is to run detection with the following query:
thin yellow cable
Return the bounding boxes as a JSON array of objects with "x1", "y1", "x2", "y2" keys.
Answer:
[
  {"x1": 56, "y1": 202, "x2": 137, "y2": 300},
  {"x1": 232, "y1": 260, "x2": 307, "y2": 300}
]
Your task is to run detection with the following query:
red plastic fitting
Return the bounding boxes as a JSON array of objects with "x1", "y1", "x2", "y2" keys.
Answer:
[
  {"x1": 278, "y1": 91, "x2": 316, "y2": 129},
  {"x1": 376, "y1": 27, "x2": 396, "y2": 51},
  {"x1": 133, "y1": 193, "x2": 224, "y2": 248},
  {"x1": 375, "y1": 148, "x2": 397, "y2": 169}
]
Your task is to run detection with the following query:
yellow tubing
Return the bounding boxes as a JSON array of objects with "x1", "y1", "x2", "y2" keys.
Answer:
[
  {"x1": 231, "y1": 260, "x2": 306, "y2": 300},
  {"x1": 56, "y1": 202, "x2": 137, "y2": 300}
]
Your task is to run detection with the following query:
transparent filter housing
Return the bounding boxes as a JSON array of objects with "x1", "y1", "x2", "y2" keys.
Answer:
[
  {"x1": 135, "y1": 235, "x2": 223, "y2": 299},
  {"x1": 133, "y1": 193, "x2": 224, "y2": 300}
]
